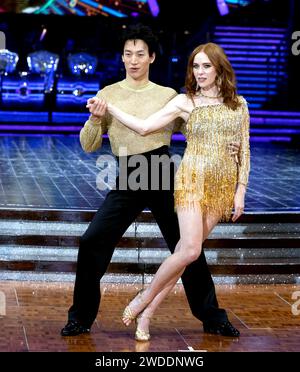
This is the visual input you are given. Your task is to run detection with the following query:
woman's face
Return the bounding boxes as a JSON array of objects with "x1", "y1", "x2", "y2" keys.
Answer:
[{"x1": 193, "y1": 51, "x2": 217, "y2": 89}]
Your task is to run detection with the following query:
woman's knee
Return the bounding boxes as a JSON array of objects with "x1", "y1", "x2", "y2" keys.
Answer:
[
  {"x1": 186, "y1": 250, "x2": 201, "y2": 264},
  {"x1": 181, "y1": 242, "x2": 202, "y2": 264}
]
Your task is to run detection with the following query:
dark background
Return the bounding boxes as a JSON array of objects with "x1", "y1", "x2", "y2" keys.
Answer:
[{"x1": 0, "y1": 0, "x2": 299, "y2": 107}]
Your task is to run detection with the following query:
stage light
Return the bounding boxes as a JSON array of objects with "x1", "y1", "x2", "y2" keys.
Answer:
[
  {"x1": 148, "y1": 0, "x2": 159, "y2": 17},
  {"x1": 32, "y1": 0, "x2": 159, "y2": 17},
  {"x1": 225, "y1": 0, "x2": 251, "y2": 6},
  {"x1": 216, "y1": 0, "x2": 229, "y2": 16},
  {"x1": 39, "y1": 28, "x2": 47, "y2": 42}
]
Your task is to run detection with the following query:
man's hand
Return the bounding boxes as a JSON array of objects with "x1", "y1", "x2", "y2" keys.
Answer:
[
  {"x1": 86, "y1": 97, "x2": 107, "y2": 121},
  {"x1": 227, "y1": 141, "x2": 240, "y2": 163}
]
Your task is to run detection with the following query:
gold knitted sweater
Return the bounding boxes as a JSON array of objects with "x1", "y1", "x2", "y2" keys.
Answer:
[{"x1": 80, "y1": 80, "x2": 182, "y2": 156}]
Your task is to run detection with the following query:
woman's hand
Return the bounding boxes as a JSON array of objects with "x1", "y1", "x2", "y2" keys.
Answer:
[
  {"x1": 227, "y1": 141, "x2": 240, "y2": 163},
  {"x1": 232, "y1": 183, "x2": 246, "y2": 222},
  {"x1": 86, "y1": 97, "x2": 107, "y2": 120}
]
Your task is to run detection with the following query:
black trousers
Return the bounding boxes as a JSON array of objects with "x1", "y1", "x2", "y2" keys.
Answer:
[{"x1": 68, "y1": 147, "x2": 228, "y2": 327}]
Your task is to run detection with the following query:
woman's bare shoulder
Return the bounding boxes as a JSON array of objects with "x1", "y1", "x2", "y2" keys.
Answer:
[
  {"x1": 173, "y1": 94, "x2": 192, "y2": 113},
  {"x1": 175, "y1": 93, "x2": 189, "y2": 103}
]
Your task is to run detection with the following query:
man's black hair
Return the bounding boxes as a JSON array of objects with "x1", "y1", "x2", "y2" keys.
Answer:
[{"x1": 121, "y1": 23, "x2": 159, "y2": 56}]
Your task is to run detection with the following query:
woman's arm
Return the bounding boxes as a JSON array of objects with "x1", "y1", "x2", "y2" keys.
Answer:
[
  {"x1": 238, "y1": 102, "x2": 250, "y2": 186},
  {"x1": 232, "y1": 102, "x2": 250, "y2": 222},
  {"x1": 107, "y1": 95, "x2": 184, "y2": 136}
]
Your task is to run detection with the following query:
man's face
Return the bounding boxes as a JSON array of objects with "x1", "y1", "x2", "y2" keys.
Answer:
[{"x1": 122, "y1": 39, "x2": 155, "y2": 81}]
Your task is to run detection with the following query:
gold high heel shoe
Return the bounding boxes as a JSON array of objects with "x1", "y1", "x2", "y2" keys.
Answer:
[
  {"x1": 135, "y1": 313, "x2": 151, "y2": 342},
  {"x1": 122, "y1": 289, "x2": 145, "y2": 326}
]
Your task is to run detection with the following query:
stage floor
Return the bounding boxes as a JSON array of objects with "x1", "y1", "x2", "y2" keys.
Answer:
[
  {"x1": 0, "y1": 281, "x2": 299, "y2": 352},
  {"x1": 0, "y1": 136, "x2": 299, "y2": 353},
  {"x1": 0, "y1": 135, "x2": 299, "y2": 212}
]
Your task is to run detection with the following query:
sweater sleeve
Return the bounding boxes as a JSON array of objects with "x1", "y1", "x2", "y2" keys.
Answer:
[
  {"x1": 79, "y1": 91, "x2": 109, "y2": 153},
  {"x1": 238, "y1": 100, "x2": 250, "y2": 186}
]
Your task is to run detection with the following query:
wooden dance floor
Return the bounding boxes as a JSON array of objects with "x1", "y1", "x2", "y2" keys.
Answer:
[{"x1": 0, "y1": 281, "x2": 299, "y2": 352}]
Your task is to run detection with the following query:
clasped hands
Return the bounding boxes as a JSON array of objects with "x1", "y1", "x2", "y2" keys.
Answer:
[{"x1": 86, "y1": 97, "x2": 108, "y2": 119}]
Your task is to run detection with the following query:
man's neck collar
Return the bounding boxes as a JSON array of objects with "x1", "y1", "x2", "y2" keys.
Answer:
[{"x1": 120, "y1": 79, "x2": 154, "y2": 91}]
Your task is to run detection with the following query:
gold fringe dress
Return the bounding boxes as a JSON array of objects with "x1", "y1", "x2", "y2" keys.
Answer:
[{"x1": 174, "y1": 98, "x2": 250, "y2": 221}]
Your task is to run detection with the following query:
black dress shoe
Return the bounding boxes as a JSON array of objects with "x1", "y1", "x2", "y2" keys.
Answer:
[
  {"x1": 61, "y1": 320, "x2": 90, "y2": 336},
  {"x1": 203, "y1": 320, "x2": 240, "y2": 337}
]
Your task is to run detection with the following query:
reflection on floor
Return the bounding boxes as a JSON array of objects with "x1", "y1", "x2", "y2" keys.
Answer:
[{"x1": 0, "y1": 281, "x2": 299, "y2": 352}]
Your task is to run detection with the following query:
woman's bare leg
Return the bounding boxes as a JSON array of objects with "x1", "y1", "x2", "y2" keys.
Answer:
[
  {"x1": 136, "y1": 212, "x2": 220, "y2": 335},
  {"x1": 123, "y1": 208, "x2": 204, "y2": 325}
]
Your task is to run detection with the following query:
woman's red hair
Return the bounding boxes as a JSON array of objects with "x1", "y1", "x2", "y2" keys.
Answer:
[{"x1": 185, "y1": 43, "x2": 241, "y2": 110}]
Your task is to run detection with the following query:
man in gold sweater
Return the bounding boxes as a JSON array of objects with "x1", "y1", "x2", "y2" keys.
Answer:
[{"x1": 61, "y1": 24, "x2": 240, "y2": 337}]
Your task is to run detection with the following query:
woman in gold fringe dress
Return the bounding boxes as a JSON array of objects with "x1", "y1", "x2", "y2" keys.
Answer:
[{"x1": 89, "y1": 42, "x2": 250, "y2": 341}]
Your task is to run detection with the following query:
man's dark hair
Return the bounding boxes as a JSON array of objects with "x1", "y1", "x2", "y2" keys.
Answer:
[{"x1": 121, "y1": 23, "x2": 158, "y2": 56}]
